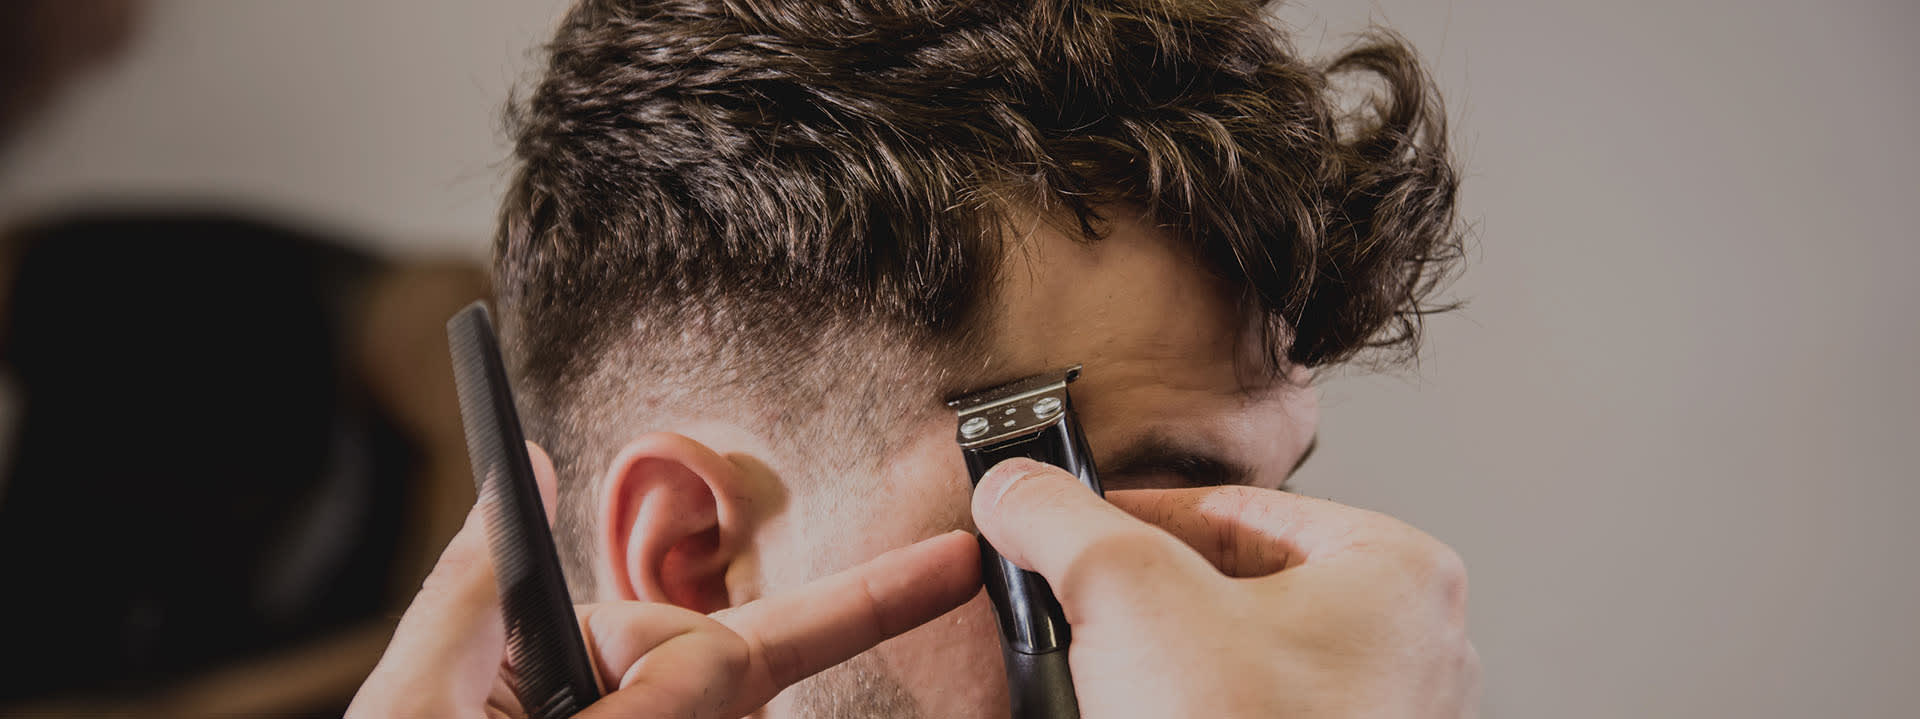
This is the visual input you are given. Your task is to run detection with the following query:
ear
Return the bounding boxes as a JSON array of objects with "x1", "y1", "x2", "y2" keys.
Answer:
[{"x1": 598, "y1": 433, "x2": 745, "y2": 612}]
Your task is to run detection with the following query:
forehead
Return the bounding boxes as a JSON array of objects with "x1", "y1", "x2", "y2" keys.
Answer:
[
  {"x1": 981, "y1": 213, "x2": 1247, "y2": 381},
  {"x1": 961, "y1": 209, "x2": 1316, "y2": 485}
]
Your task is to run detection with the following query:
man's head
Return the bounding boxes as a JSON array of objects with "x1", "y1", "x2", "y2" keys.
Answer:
[{"x1": 494, "y1": 0, "x2": 1458, "y2": 715}]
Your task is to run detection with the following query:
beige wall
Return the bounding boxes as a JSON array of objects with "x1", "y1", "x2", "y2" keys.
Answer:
[
  {"x1": 0, "y1": 0, "x2": 570, "y2": 253},
  {"x1": 1279, "y1": 2, "x2": 1920, "y2": 717},
  {"x1": 3, "y1": 1, "x2": 1915, "y2": 717}
]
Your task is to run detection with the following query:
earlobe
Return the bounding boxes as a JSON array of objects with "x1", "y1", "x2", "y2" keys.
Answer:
[{"x1": 599, "y1": 433, "x2": 743, "y2": 613}]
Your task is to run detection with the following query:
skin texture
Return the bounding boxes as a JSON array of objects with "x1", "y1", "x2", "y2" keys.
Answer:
[
  {"x1": 597, "y1": 209, "x2": 1325, "y2": 718},
  {"x1": 348, "y1": 447, "x2": 986, "y2": 719},
  {"x1": 349, "y1": 209, "x2": 1478, "y2": 717}
]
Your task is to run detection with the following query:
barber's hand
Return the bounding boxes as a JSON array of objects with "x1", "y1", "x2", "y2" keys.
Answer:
[
  {"x1": 349, "y1": 500, "x2": 980, "y2": 718},
  {"x1": 973, "y1": 458, "x2": 1480, "y2": 718}
]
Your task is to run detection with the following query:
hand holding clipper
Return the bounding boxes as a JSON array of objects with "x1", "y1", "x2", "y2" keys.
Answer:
[
  {"x1": 948, "y1": 365, "x2": 1102, "y2": 719},
  {"x1": 968, "y1": 437, "x2": 1483, "y2": 718}
]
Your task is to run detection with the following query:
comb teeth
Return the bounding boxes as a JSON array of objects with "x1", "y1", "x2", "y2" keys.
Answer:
[{"x1": 448, "y1": 303, "x2": 601, "y2": 718}]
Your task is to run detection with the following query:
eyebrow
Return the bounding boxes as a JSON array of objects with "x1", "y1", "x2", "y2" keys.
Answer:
[
  {"x1": 1102, "y1": 432, "x2": 1320, "y2": 489},
  {"x1": 1101, "y1": 434, "x2": 1251, "y2": 488}
]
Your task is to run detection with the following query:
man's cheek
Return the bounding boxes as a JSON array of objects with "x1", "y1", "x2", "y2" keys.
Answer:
[{"x1": 874, "y1": 592, "x2": 1010, "y2": 718}]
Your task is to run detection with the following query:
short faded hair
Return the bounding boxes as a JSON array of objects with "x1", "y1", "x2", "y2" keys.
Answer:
[{"x1": 494, "y1": 0, "x2": 1462, "y2": 593}]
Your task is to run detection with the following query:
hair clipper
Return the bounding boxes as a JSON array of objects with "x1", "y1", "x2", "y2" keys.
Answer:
[{"x1": 948, "y1": 365, "x2": 1101, "y2": 719}]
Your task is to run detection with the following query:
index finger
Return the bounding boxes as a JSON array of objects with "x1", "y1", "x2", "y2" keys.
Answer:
[
  {"x1": 1103, "y1": 485, "x2": 1387, "y2": 577},
  {"x1": 714, "y1": 529, "x2": 981, "y2": 708}
]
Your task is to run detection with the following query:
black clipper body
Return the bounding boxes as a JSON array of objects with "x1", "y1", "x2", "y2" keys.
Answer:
[{"x1": 948, "y1": 365, "x2": 1102, "y2": 719}]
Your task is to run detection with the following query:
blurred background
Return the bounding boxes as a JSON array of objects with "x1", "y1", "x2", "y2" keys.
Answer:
[{"x1": 0, "y1": 1, "x2": 1912, "y2": 717}]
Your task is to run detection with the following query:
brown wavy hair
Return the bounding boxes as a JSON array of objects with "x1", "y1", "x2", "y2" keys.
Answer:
[{"x1": 494, "y1": 0, "x2": 1462, "y2": 590}]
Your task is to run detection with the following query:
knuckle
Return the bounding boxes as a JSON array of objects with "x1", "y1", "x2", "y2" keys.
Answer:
[
  {"x1": 1461, "y1": 639, "x2": 1483, "y2": 675},
  {"x1": 709, "y1": 627, "x2": 753, "y2": 680},
  {"x1": 854, "y1": 569, "x2": 898, "y2": 637},
  {"x1": 1426, "y1": 544, "x2": 1470, "y2": 607},
  {"x1": 620, "y1": 619, "x2": 750, "y2": 695},
  {"x1": 1381, "y1": 526, "x2": 1465, "y2": 585},
  {"x1": 1348, "y1": 517, "x2": 1470, "y2": 618},
  {"x1": 748, "y1": 628, "x2": 803, "y2": 686},
  {"x1": 997, "y1": 466, "x2": 1078, "y2": 511},
  {"x1": 418, "y1": 542, "x2": 486, "y2": 599},
  {"x1": 1421, "y1": 540, "x2": 1467, "y2": 583},
  {"x1": 1438, "y1": 637, "x2": 1482, "y2": 704}
]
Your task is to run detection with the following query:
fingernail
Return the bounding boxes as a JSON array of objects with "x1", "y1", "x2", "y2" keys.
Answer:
[
  {"x1": 982, "y1": 457, "x2": 1039, "y2": 485},
  {"x1": 984, "y1": 458, "x2": 1047, "y2": 507}
]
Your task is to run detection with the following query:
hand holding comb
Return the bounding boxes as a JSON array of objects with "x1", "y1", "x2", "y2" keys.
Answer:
[{"x1": 447, "y1": 302, "x2": 602, "y2": 718}]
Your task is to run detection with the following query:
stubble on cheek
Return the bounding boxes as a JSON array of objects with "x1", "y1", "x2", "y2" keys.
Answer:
[
  {"x1": 771, "y1": 430, "x2": 981, "y2": 718},
  {"x1": 786, "y1": 650, "x2": 925, "y2": 719}
]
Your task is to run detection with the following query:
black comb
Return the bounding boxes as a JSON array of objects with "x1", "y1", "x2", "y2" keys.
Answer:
[{"x1": 447, "y1": 302, "x2": 602, "y2": 718}]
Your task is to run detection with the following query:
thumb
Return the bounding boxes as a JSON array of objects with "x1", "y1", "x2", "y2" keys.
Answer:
[
  {"x1": 970, "y1": 458, "x2": 1216, "y2": 621},
  {"x1": 348, "y1": 502, "x2": 506, "y2": 716}
]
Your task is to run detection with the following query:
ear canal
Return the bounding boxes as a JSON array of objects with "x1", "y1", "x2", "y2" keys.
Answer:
[
  {"x1": 658, "y1": 525, "x2": 730, "y2": 612},
  {"x1": 601, "y1": 434, "x2": 744, "y2": 612}
]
